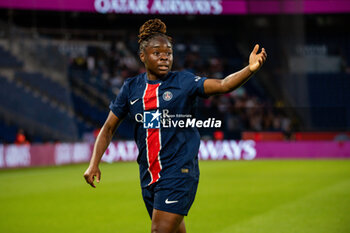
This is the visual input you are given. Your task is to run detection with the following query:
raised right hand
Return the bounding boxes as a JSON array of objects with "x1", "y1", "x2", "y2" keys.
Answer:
[{"x1": 249, "y1": 44, "x2": 267, "y2": 73}]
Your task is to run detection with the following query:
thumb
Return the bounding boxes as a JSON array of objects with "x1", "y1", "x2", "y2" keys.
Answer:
[
  {"x1": 96, "y1": 172, "x2": 101, "y2": 183},
  {"x1": 252, "y1": 44, "x2": 259, "y2": 54}
]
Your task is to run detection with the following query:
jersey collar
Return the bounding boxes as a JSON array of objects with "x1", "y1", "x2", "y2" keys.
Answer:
[{"x1": 143, "y1": 72, "x2": 181, "y2": 89}]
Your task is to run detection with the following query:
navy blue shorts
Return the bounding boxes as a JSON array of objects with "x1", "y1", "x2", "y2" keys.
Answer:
[{"x1": 141, "y1": 176, "x2": 199, "y2": 218}]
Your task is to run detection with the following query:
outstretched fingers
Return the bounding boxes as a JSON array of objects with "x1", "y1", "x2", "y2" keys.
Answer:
[
  {"x1": 261, "y1": 48, "x2": 267, "y2": 59},
  {"x1": 259, "y1": 48, "x2": 267, "y2": 64},
  {"x1": 252, "y1": 44, "x2": 259, "y2": 55}
]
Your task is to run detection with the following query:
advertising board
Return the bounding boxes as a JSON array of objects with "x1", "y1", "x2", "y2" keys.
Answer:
[
  {"x1": 1, "y1": 140, "x2": 349, "y2": 169},
  {"x1": 1, "y1": 0, "x2": 350, "y2": 15}
]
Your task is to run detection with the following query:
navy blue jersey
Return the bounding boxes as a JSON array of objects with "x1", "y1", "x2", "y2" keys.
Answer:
[{"x1": 110, "y1": 71, "x2": 207, "y2": 188}]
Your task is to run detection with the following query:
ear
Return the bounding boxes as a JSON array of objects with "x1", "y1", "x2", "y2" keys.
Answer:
[{"x1": 139, "y1": 51, "x2": 145, "y2": 63}]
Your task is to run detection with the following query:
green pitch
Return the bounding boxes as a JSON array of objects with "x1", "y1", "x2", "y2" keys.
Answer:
[{"x1": 1, "y1": 160, "x2": 350, "y2": 233}]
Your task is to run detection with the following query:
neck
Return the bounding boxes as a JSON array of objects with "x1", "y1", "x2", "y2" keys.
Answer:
[
  {"x1": 147, "y1": 72, "x2": 158, "y2": 81},
  {"x1": 146, "y1": 71, "x2": 167, "y2": 81}
]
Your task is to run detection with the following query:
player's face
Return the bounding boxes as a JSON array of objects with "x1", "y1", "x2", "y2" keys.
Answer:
[{"x1": 140, "y1": 36, "x2": 173, "y2": 79}]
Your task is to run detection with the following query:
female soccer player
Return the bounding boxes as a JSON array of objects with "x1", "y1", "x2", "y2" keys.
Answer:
[{"x1": 84, "y1": 18, "x2": 267, "y2": 233}]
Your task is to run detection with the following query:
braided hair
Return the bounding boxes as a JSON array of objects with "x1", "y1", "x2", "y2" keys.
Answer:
[{"x1": 138, "y1": 18, "x2": 172, "y2": 52}]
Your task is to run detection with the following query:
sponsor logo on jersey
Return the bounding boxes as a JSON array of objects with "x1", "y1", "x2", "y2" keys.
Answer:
[
  {"x1": 130, "y1": 98, "x2": 139, "y2": 105},
  {"x1": 143, "y1": 110, "x2": 161, "y2": 129},
  {"x1": 136, "y1": 109, "x2": 222, "y2": 129}
]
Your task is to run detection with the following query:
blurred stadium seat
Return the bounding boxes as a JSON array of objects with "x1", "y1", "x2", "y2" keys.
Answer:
[
  {"x1": 0, "y1": 75, "x2": 78, "y2": 141},
  {"x1": 0, "y1": 4, "x2": 349, "y2": 143},
  {"x1": 15, "y1": 71, "x2": 72, "y2": 106},
  {"x1": 0, "y1": 46, "x2": 23, "y2": 68}
]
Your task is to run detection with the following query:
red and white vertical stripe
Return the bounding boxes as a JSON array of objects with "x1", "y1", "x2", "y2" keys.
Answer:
[{"x1": 143, "y1": 83, "x2": 162, "y2": 185}]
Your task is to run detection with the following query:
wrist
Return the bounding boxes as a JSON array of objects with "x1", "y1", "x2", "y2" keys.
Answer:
[
  {"x1": 248, "y1": 65, "x2": 255, "y2": 74},
  {"x1": 89, "y1": 162, "x2": 100, "y2": 169}
]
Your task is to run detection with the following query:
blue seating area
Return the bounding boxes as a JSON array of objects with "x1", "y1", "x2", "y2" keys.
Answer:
[
  {"x1": 69, "y1": 68, "x2": 115, "y2": 101},
  {"x1": 0, "y1": 76, "x2": 78, "y2": 140},
  {"x1": 0, "y1": 121, "x2": 17, "y2": 143},
  {"x1": 75, "y1": 118, "x2": 94, "y2": 138},
  {"x1": 307, "y1": 73, "x2": 350, "y2": 130},
  {"x1": 1, "y1": 32, "x2": 348, "y2": 142},
  {"x1": 0, "y1": 46, "x2": 23, "y2": 68},
  {"x1": 15, "y1": 71, "x2": 71, "y2": 106},
  {"x1": 71, "y1": 93, "x2": 108, "y2": 125}
]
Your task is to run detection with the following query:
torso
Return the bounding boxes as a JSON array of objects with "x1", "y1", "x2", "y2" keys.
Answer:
[{"x1": 111, "y1": 71, "x2": 207, "y2": 187}]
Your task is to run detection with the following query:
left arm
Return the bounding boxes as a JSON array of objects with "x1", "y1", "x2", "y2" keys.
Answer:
[{"x1": 203, "y1": 44, "x2": 267, "y2": 95}]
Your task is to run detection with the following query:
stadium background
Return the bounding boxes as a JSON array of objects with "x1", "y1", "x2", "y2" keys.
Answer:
[{"x1": 0, "y1": 0, "x2": 349, "y2": 232}]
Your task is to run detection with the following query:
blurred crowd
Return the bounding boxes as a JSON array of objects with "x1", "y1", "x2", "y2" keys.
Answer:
[{"x1": 68, "y1": 36, "x2": 292, "y2": 138}]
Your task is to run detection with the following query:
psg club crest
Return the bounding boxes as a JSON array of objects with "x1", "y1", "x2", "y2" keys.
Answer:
[
  {"x1": 162, "y1": 91, "x2": 173, "y2": 101},
  {"x1": 143, "y1": 110, "x2": 161, "y2": 129}
]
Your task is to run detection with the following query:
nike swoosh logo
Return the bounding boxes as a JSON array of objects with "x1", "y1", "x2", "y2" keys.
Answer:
[
  {"x1": 165, "y1": 199, "x2": 178, "y2": 204},
  {"x1": 130, "y1": 98, "x2": 139, "y2": 105}
]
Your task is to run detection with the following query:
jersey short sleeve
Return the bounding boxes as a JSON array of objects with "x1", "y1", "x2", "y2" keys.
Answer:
[
  {"x1": 185, "y1": 72, "x2": 208, "y2": 98},
  {"x1": 109, "y1": 81, "x2": 129, "y2": 119}
]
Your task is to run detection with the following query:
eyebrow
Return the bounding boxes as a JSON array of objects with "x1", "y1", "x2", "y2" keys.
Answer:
[{"x1": 152, "y1": 45, "x2": 172, "y2": 48}]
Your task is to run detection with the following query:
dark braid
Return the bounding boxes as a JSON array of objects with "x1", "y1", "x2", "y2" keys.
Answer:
[{"x1": 138, "y1": 18, "x2": 172, "y2": 52}]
